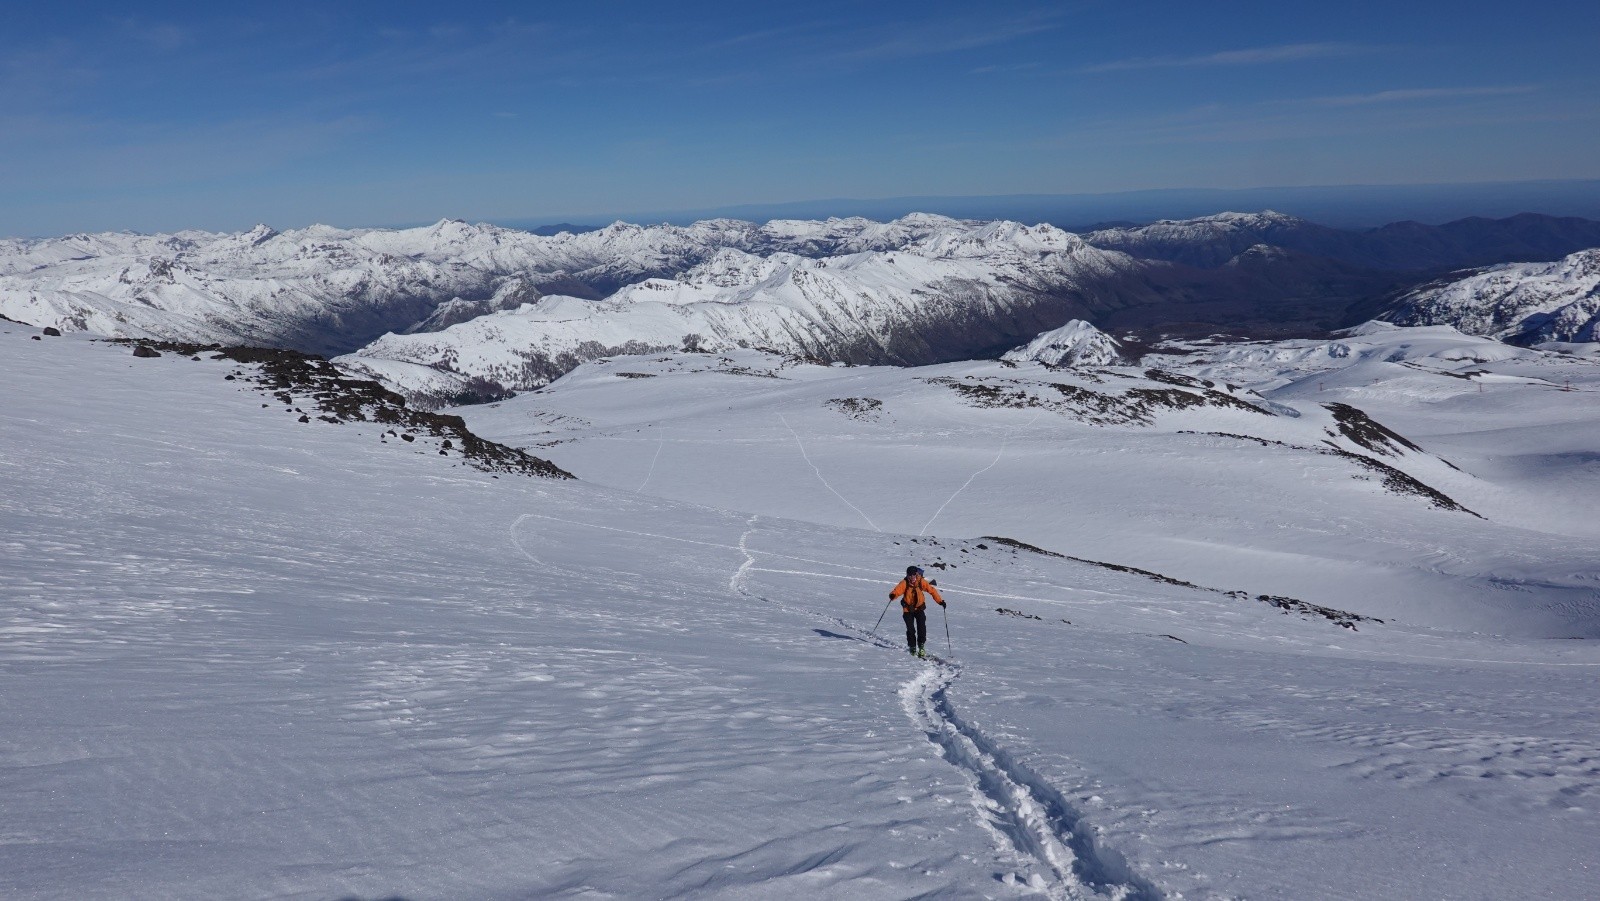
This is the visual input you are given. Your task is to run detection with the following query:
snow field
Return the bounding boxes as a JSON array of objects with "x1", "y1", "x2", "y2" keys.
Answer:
[
  {"x1": 5, "y1": 326, "x2": 1600, "y2": 898},
  {"x1": 1, "y1": 329, "x2": 1156, "y2": 898},
  {"x1": 512, "y1": 499, "x2": 1600, "y2": 898},
  {"x1": 462, "y1": 346, "x2": 1600, "y2": 638}
]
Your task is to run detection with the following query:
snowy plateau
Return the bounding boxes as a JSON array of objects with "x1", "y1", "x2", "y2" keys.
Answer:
[{"x1": 3, "y1": 212, "x2": 1600, "y2": 900}]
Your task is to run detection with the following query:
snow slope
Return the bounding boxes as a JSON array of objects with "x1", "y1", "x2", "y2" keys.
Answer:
[
  {"x1": 4, "y1": 324, "x2": 1600, "y2": 899},
  {"x1": 461, "y1": 332, "x2": 1600, "y2": 639},
  {"x1": 1387, "y1": 248, "x2": 1600, "y2": 344}
]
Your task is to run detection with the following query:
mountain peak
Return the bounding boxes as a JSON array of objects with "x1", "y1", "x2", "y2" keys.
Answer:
[
  {"x1": 1002, "y1": 320, "x2": 1123, "y2": 367},
  {"x1": 243, "y1": 223, "x2": 278, "y2": 244}
]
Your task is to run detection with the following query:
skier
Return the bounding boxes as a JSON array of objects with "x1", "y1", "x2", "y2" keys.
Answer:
[{"x1": 890, "y1": 566, "x2": 944, "y2": 658}]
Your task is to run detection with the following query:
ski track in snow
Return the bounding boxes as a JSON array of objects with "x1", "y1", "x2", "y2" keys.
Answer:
[
  {"x1": 509, "y1": 513, "x2": 1600, "y2": 669},
  {"x1": 510, "y1": 512, "x2": 1111, "y2": 604},
  {"x1": 636, "y1": 436, "x2": 666, "y2": 492},
  {"x1": 921, "y1": 410, "x2": 1044, "y2": 537},
  {"x1": 512, "y1": 509, "x2": 1158, "y2": 898},
  {"x1": 777, "y1": 411, "x2": 881, "y2": 532},
  {"x1": 730, "y1": 514, "x2": 758, "y2": 595},
  {"x1": 901, "y1": 665, "x2": 1160, "y2": 901}
]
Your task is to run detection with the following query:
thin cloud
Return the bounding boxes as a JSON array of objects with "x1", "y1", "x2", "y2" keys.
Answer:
[
  {"x1": 836, "y1": 11, "x2": 1065, "y2": 63},
  {"x1": 704, "y1": 21, "x2": 837, "y2": 51},
  {"x1": 0, "y1": 112, "x2": 380, "y2": 194},
  {"x1": 1312, "y1": 85, "x2": 1538, "y2": 106},
  {"x1": 1080, "y1": 42, "x2": 1375, "y2": 74},
  {"x1": 293, "y1": 18, "x2": 556, "y2": 83},
  {"x1": 970, "y1": 62, "x2": 1047, "y2": 75},
  {"x1": 115, "y1": 18, "x2": 189, "y2": 53},
  {"x1": 1051, "y1": 93, "x2": 1584, "y2": 149}
]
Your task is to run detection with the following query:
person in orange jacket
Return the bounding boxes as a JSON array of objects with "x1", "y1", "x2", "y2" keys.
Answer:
[{"x1": 890, "y1": 565, "x2": 945, "y2": 657}]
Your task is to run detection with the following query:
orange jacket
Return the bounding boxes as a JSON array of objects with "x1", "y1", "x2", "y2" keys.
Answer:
[{"x1": 891, "y1": 574, "x2": 945, "y2": 612}]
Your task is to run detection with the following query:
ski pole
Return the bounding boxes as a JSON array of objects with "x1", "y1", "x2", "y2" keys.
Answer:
[
  {"x1": 870, "y1": 598, "x2": 895, "y2": 637},
  {"x1": 942, "y1": 602, "x2": 953, "y2": 657}
]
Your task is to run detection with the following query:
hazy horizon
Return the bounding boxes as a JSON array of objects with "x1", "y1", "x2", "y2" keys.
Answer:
[{"x1": 9, "y1": 178, "x2": 1600, "y2": 240}]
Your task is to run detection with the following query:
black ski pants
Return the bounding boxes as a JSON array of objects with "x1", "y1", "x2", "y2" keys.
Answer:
[{"x1": 903, "y1": 608, "x2": 927, "y2": 650}]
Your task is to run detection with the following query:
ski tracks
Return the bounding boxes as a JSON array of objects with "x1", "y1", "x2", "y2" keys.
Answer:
[
  {"x1": 901, "y1": 664, "x2": 1161, "y2": 901},
  {"x1": 730, "y1": 518, "x2": 1158, "y2": 898},
  {"x1": 727, "y1": 514, "x2": 898, "y2": 650},
  {"x1": 730, "y1": 514, "x2": 758, "y2": 595},
  {"x1": 777, "y1": 412, "x2": 881, "y2": 532},
  {"x1": 920, "y1": 410, "x2": 1044, "y2": 536},
  {"x1": 636, "y1": 435, "x2": 666, "y2": 492},
  {"x1": 513, "y1": 511, "x2": 1159, "y2": 898}
]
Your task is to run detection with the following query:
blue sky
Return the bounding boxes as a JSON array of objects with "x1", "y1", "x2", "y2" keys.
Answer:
[{"x1": 3, "y1": 0, "x2": 1597, "y2": 235}]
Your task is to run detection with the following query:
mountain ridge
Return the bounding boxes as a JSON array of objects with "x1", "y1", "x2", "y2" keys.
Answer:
[
  {"x1": 4, "y1": 210, "x2": 1597, "y2": 404},
  {"x1": 1385, "y1": 249, "x2": 1600, "y2": 344}
]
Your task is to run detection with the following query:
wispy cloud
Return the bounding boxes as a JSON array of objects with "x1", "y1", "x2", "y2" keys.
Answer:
[
  {"x1": 1050, "y1": 85, "x2": 1576, "y2": 149},
  {"x1": 116, "y1": 18, "x2": 189, "y2": 53},
  {"x1": 0, "y1": 38, "x2": 101, "y2": 111},
  {"x1": 703, "y1": 21, "x2": 836, "y2": 51},
  {"x1": 1079, "y1": 42, "x2": 1375, "y2": 74},
  {"x1": 970, "y1": 62, "x2": 1048, "y2": 76},
  {"x1": 0, "y1": 112, "x2": 380, "y2": 193},
  {"x1": 1309, "y1": 85, "x2": 1538, "y2": 106},
  {"x1": 835, "y1": 11, "x2": 1065, "y2": 63},
  {"x1": 292, "y1": 18, "x2": 556, "y2": 83}
]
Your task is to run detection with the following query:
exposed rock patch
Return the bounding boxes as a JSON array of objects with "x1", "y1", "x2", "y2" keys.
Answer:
[
  {"x1": 825, "y1": 397, "x2": 884, "y2": 421},
  {"x1": 114, "y1": 339, "x2": 572, "y2": 479},
  {"x1": 1323, "y1": 402, "x2": 1425, "y2": 456},
  {"x1": 927, "y1": 372, "x2": 1270, "y2": 426},
  {"x1": 982, "y1": 535, "x2": 1381, "y2": 629}
]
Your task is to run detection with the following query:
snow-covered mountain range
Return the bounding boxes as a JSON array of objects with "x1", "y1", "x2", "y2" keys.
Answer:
[
  {"x1": 1085, "y1": 211, "x2": 1362, "y2": 268},
  {"x1": 6, "y1": 211, "x2": 1599, "y2": 408},
  {"x1": 0, "y1": 214, "x2": 1044, "y2": 354},
  {"x1": 1385, "y1": 248, "x2": 1600, "y2": 344},
  {"x1": 338, "y1": 221, "x2": 1159, "y2": 403},
  {"x1": 1086, "y1": 210, "x2": 1600, "y2": 270}
]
